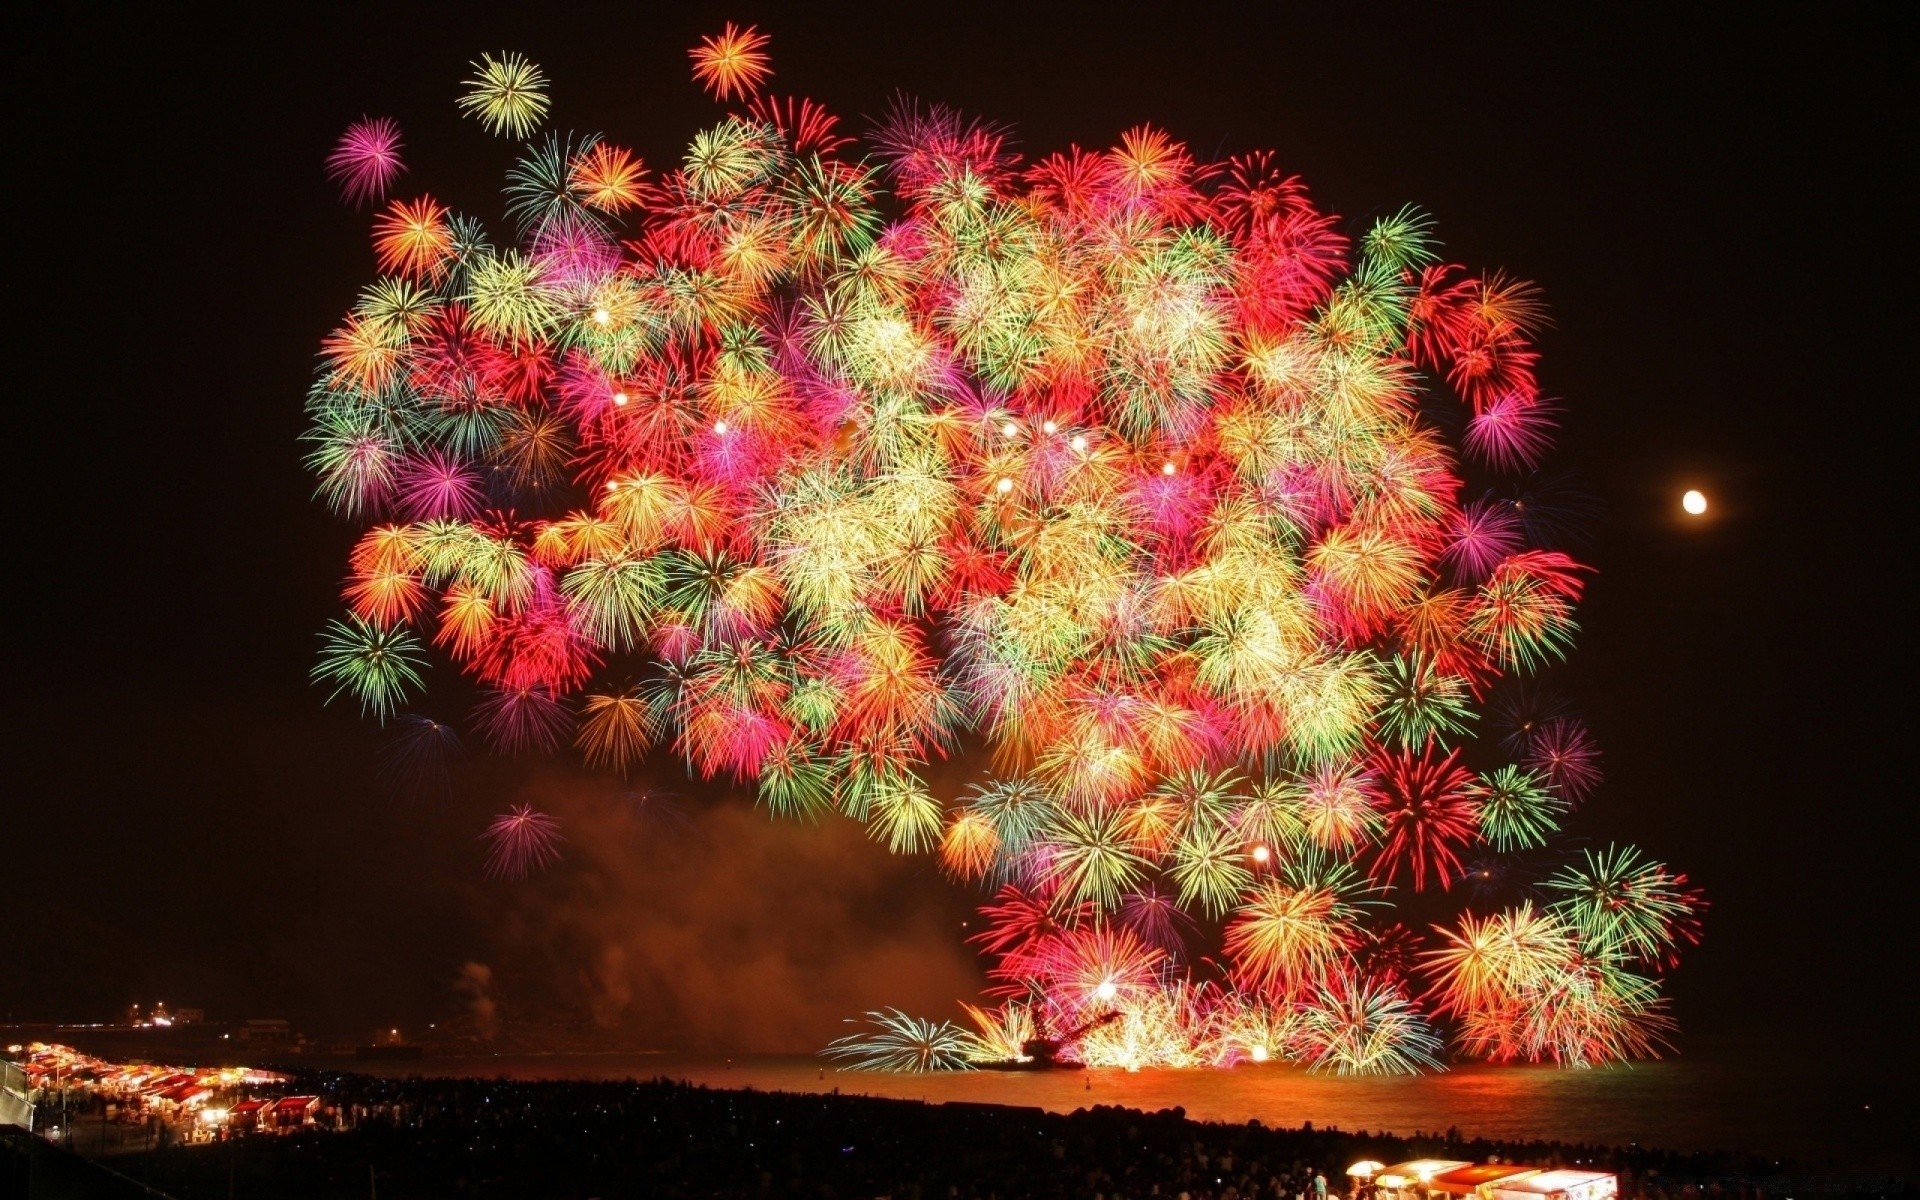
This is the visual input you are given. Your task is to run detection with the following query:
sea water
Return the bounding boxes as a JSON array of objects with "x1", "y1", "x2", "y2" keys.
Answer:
[{"x1": 359, "y1": 1038, "x2": 1915, "y2": 1175}]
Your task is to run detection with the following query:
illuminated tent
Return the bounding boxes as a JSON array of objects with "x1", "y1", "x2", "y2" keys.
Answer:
[{"x1": 1491, "y1": 1171, "x2": 1619, "y2": 1200}]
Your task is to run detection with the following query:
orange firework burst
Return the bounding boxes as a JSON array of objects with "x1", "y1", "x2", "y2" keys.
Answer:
[
  {"x1": 689, "y1": 22, "x2": 773, "y2": 102},
  {"x1": 570, "y1": 143, "x2": 650, "y2": 213},
  {"x1": 373, "y1": 196, "x2": 453, "y2": 280}
]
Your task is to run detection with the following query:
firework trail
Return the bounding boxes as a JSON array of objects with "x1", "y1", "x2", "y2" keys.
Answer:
[{"x1": 305, "y1": 26, "x2": 1698, "y2": 1071}]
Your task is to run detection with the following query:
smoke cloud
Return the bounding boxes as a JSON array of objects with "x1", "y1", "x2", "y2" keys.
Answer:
[
  {"x1": 453, "y1": 961, "x2": 498, "y2": 1039},
  {"x1": 468, "y1": 773, "x2": 985, "y2": 1053}
]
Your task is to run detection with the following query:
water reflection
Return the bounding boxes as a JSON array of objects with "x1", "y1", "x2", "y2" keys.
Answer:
[{"x1": 363, "y1": 1046, "x2": 1912, "y2": 1171}]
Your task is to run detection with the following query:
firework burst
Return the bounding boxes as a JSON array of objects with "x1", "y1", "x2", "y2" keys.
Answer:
[
  {"x1": 1422, "y1": 900, "x2": 1683, "y2": 1065},
  {"x1": 481, "y1": 802, "x2": 565, "y2": 879},
  {"x1": 327, "y1": 116, "x2": 406, "y2": 207},
  {"x1": 824, "y1": 1009, "x2": 975, "y2": 1071},
  {"x1": 458, "y1": 52, "x2": 550, "y2": 139},
  {"x1": 690, "y1": 23, "x2": 773, "y2": 102},
  {"x1": 307, "y1": 34, "x2": 1696, "y2": 1071}
]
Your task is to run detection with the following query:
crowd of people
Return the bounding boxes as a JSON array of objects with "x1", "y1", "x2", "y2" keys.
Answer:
[{"x1": 93, "y1": 1073, "x2": 1903, "y2": 1200}]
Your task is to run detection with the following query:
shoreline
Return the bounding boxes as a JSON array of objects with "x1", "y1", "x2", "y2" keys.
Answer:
[
  {"x1": 16, "y1": 1031, "x2": 1916, "y2": 1181},
  {"x1": 31, "y1": 1069, "x2": 1916, "y2": 1199},
  {"x1": 338, "y1": 1048, "x2": 1911, "y2": 1170}
]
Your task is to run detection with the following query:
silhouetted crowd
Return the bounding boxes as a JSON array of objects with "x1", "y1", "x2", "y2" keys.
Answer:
[{"x1": 103, "y1": 1073, "x2": 1908, "y2": 1200}]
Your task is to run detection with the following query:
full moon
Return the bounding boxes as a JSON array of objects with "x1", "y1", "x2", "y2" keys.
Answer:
[{"x1": 1682, "y1": 489, "x2": 1708, "y2": 515}]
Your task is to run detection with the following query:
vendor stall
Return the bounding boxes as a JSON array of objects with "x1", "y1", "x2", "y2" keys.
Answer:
[
  {"x1": 1374, "y1": 1161, "x2": 1473, "y2": 1192},
  {"x1": 1427, "y1": 1165, "x2": 1542, "y2": 1195},
  {"x1": 1358, "y1": 1161, "x2": 1618, "y2": 1200},
  {"x1": 1491, "y1": 1170, "x2": 1618, "y2": 1200}
]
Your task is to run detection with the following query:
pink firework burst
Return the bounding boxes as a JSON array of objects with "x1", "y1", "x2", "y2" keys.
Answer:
[
  {"x1": 1523, "y1": 716, "x2": 1604, "y2": 804},
  {"x1": 326, "y1": 116, "x2": 406, "y2": 207},
  {"x1": 396, "y1": 450, "x2": 484, "y2": 521},
  {"x1": 530, "y1": 212, "x2": 622, "y2": 291},
  {"x1": 1442, "y1": 498, "x2": 1525, "y2": 583},
  {"x1": 481, "y1": 803, "x2": 564, "y2": 879},
  {"x1": 1117, "y1": 885, "x2": 1199, "y2": 956},
  {"x1": 1465, "y1": 390, "x2": 1557, "y2": 472},
  {"x1": 472, "y1": 685, "x2": 574, "y2": 755}
]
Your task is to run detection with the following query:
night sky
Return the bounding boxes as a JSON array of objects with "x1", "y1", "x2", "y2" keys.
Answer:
[{"x1": 7, "y1": 5, "x2": 1908, "y2": 1065}]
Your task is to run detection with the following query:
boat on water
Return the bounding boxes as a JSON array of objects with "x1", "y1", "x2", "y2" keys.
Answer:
[{"x1": 973, "y1": 1010, "x2": 1122, "y2": 1071}]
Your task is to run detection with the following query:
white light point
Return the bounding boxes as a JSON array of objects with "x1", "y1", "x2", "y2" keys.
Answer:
[
  {"x1": 1682, "y1": 489, "x2": 1707, "y2": 515},
  {"x1": 995, "y1": 477, "x2": 1014, "y2": 495}
]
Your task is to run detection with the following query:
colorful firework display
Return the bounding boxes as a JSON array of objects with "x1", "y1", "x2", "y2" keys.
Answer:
[{"x1": 306, "y1": 29, "x2": 1700, "y2": 1073}]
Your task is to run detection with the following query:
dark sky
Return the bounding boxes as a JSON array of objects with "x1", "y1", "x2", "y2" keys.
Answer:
[{"x1": 6, "y1": 4, "x2": 1908, "y2": 1062}]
